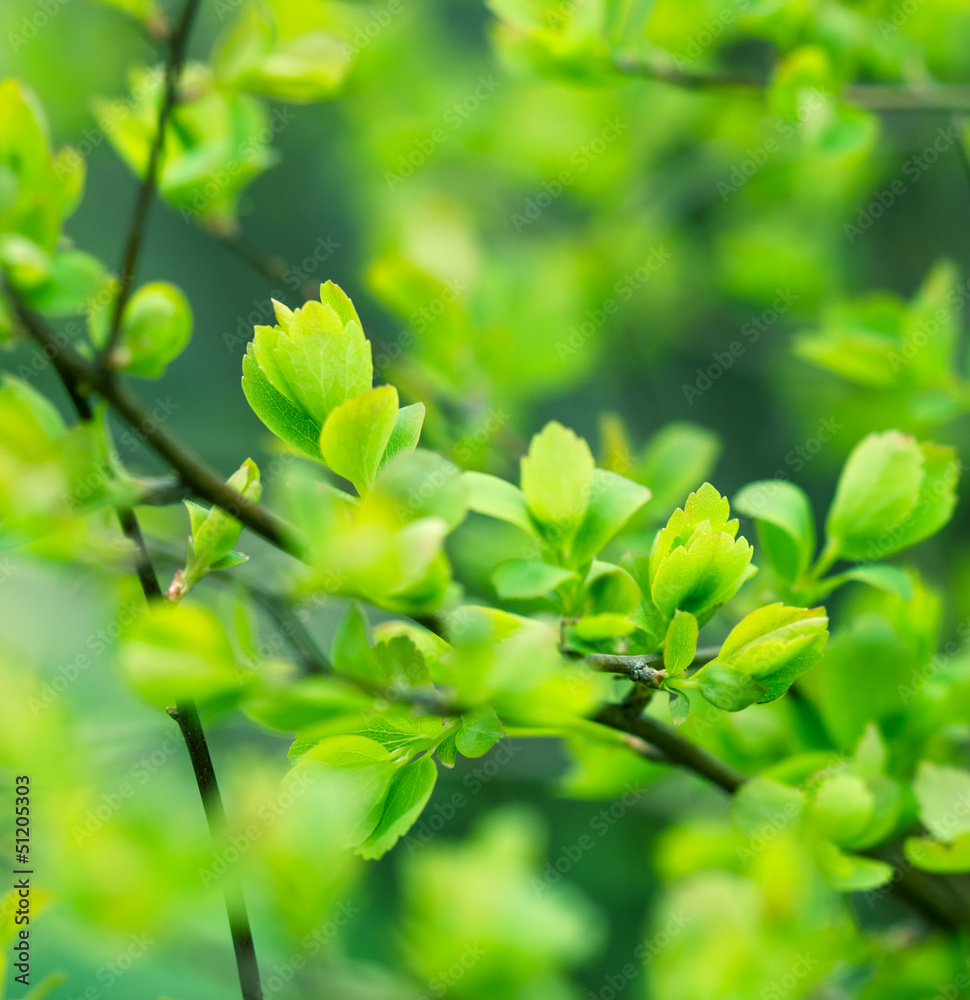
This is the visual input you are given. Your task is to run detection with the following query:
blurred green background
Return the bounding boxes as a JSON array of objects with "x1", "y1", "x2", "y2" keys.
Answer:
[{"x1": 4, "y1": 0, "x2": 970, "y2": 996}]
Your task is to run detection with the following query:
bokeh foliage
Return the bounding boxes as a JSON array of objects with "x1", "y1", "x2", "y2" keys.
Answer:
[{"x1": 3, "y1": 0, "x2": 970, "y2": 998}]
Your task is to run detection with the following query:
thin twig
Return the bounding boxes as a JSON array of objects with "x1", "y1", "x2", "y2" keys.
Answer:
[
  {"x1": 611, "y1": 56, "x2": 970, "y2": 113},
  {"x1": 9, "y1": 279, "x2": 265, "y2": 1000},
  {"x1": 593, "y1": 702, "x2": 745, "y2": 793},
  {"x1": 7, "y1": 289, "x2": 298, "y2": 557},
  {"x1": 167, "y1": 703, "x2": 264, "y2": 1000},
  {"x1": 101, "y1": 0, "x2": 203, "y2": 367},
  {"x1": 588, "y1": 645, "x2": 720, "y2": 685}
]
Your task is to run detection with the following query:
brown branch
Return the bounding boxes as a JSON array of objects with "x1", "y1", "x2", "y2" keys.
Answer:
[
  {"x1": 16, "y1": 283, "x2": 264, "y2": 999},
  {"x1": 593, "y1": 702, "x2": 745, "y2": 793},
  {"x1": 101, "y1": 0, "x2": 202, "y2": 366},
  {"x1": 7, "y1": 290, "x2": 299, "y2": 558},
  {"x1": 592, "y1": 702, "x2": 970, "y2": 929}
]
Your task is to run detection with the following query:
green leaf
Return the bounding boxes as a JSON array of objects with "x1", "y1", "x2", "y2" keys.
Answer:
[
  {"x1": 520, "y1": 421, "x2": 595, "y2": 544},
  {"x1": 245, "y1": 281, "x2": 373, "y2": 433},
  {"x1": 332, "y1": 603, "x2": 377, "y2": 683},
  {"x1": 27, "y1": 249, "x2": 104, "y2": 316},
  {"x1": 651, "y1": 531, "x2": 753, "y2": 619},
  {"x1": 734, "y1": 480, "x2": 815, "y2": 581},
  {"x1": 464, "y1": 471, "x2": 538, "y2": 538},
  {"x1": 879, "y1": 442, "x2": 959, "y2": 557},
  {"x1": 818, "y1": 564, "x2": 914, "y2": 601},
  {"x1": 374, "y1": 634, "x2": 432, "y2": 689},
  {"x1": 809, "y1": 774, "x2": 874, "y2": 847},
  {"x1": 584, "y1": 561, "x2": 640, "y2": 616},
  {"x1": 905, "y1": 832, "x2": 970, "y2": 873},
  {"x1": 99, "y1": 65, "x2": 279, "y2": 228},
  {"x1": 571, "y1": 469, "x2": 650, "y2": 566},
  {"x1": 814, "y1": 841, "x2": 893, "y2": 891},
  {"x1": 667, "y1": 688, "x2": 690, "y2": 726},
  {"x1": 663, "y1": 610, "x2": 697, "y2": 678},
  {"x1": 174, "y1": 459, "x2": 262, "y2": 597},
  {"x1": 357, "y1": 756, "x2": 438, "y2": 859},
  {"x1": 573, "y1": 613, "x2": 636, "y2": 640},
  {"x1": 691, "y1": 661, "x2": 767, "y2": 711},
  {"x1": 297, "y1": 734, "x2": 398, "y2": 847},
  {"x1": 437, "y1": 733, "x2": 458, "y2": 768},
  {"x1": 241, "y1": 350, "x2": 323, "y2": 459},
  {"x1": 824, "y1": 431, "x2": 950, "y2": 561},
  {"x1": 492, "y1": 559, "x2": 578, "y2": 600},
  {"x1": 320, "y1": 385, "x2": 399, "y2": 494},
  {"x1": 912, "y1": 762, "x2": 970, "y2": 843},
  {"x1": 455, "y1": 706, "x2": 504, "y2": 758},
  {"x1": 714, "y1": 603, "x2": 829, "y2": 701},
  {"x1": 381, "y1": 402, "x2": 426, "y2": 468},
  {"x1": 213, "y1": 2, "x2": 353, "y2": 102},
  {"x1": 731, "y1": 777, "x2": 804, "y2": 837},
  {"x1": 98, "y1": 281, "x2": 193, "y2": 378}
]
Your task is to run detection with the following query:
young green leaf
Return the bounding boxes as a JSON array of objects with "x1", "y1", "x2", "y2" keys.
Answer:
[
  {"x1": 320, "y1": 385, "x2": 399, "y2": 494},
  {"x1": 520, "y1": 421, "x2": 595, "y2": 546},
  {"x1": 690, "y1": 661, "x2": 767, "y2": 711},
  {"x1": 570, "y1": 469, "x2": 651, "y2": 566},
  {"x1": 663, "y1": 610, "x2": 698, "y2": 678},
  {"x1": 241, "y1": 351, "x2": 324, "y2": 459},
  {"x1": 90, "y1": 281, "x2": 192, "y2": 378},
  {"x1": 332, "y1": 603, "x2": 378, "y2": 683},
  {"x1": 912, "y1": 762, "x2": 970, "y2": 843},
  {"x1": 357, "y1": 755, "x2": 438, "y2": 859},
  {"x1": 455, "y1": 706, "x2": 503, "y2": 758},
  {"x1": 492, "y1": 559, "x2": 578, "y2": 600},
  {"x1": 734, "y1": 479, "x2": 815, "y2": 582},
  {"x1": 243, "y1": 281, "x2": 375, "y2": 455},
  {"x1": 170, "y1": 459, "x2": 261, "y2": 599},
  {"x1": 464, "y1": 471, "x2": 538, "y2": 538},
  {"x1": 825, "y1": 432, "x2": 958, "y2": 561},
  {"x1": 380, "y1": 402, "x2": 426, "y2": 469},
  {"x1": 706, "y1": 603, "x2": 829, "y2": 702}
]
